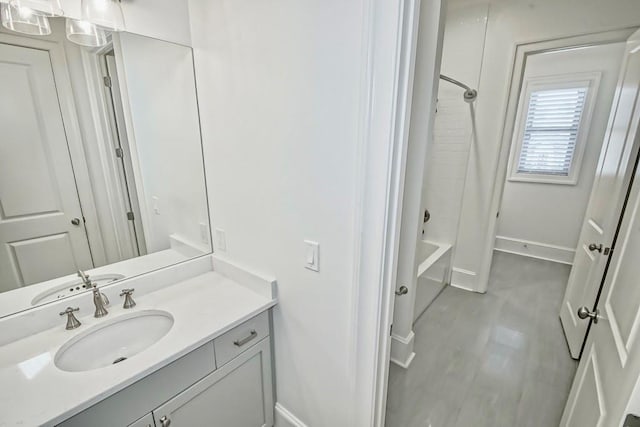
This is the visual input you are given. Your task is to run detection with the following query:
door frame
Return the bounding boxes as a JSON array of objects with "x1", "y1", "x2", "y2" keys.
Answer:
[
  {"x1": 78, "y1": 39, "x2": 148, "y2": 262},
  {"x1": 350, "y1": 0, "x2": 444, "y2": 425},
  {"x1": 0, "y1": 24, "x2": 107, "y2": 267},
  {"x1": 476, "y1": 28, "x2": 639, "y2": 294},
  {"x1": 356, "y1": 17, "x2": 640, "y2": 427}
]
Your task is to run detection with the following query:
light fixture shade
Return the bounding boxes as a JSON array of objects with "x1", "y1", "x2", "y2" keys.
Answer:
[
  {"x1": 66, "y1": 18, "x2": 108, "y2": 47},
  {"x1": 8, "y1": 0, "x2": 63, "y2": 17},
  {"x1": 81, "y1": 0, "x2": 124, "y2": 31},
  {"x1": 1, "y1": 3, "x2": 51, "y2": 35}
]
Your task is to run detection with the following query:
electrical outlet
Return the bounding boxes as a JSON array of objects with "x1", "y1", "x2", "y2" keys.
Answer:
[
  {"x1": 152, "y1": 196, "x2": 160, "y2": 215},
  {"x1": 215, "y1": 228, "x2": 227, "y2": 251}
]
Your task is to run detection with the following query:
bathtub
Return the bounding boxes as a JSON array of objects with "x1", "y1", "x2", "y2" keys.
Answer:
[{"x1": 413, "y1": 240, "x2": 453, "y2": 322}]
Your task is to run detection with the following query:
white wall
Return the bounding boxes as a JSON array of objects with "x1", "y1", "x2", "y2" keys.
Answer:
[
  {"x1": 445, "y1": 0, "x2": 640, "y2": 291},
  {"x1": 495, "y1": 43, "x2": 625, "y2": 264},
  {"x1": 114, "y1": 33, "x2": 209, "y2": 254},
  {"x1": 421, "y1": 2, "x2": 488, "y2": 245},
  {"x1": 187, "y1": 0, "x2": 366, "y2": 425}
]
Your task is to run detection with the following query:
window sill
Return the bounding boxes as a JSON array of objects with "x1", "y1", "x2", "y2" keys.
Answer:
[{"x1": 508, "y1": 174, "x2": 578, "y2": 185}]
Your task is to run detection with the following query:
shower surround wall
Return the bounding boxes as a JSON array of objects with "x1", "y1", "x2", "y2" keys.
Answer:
[{"x1": 421, "y1": 2, "x2": 488, "y2": 273}]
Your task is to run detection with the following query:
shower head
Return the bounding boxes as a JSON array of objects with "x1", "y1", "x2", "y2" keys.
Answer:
[
  {"x1": 463, "y1": 89, "x2": 478, "y2": 103},
  {"x1": 440, "y1": 74, "x2": 478, "y2": 103}
]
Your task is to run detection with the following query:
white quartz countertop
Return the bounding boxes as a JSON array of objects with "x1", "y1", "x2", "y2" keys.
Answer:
[{"x1": 0, "y1": 271, "x2": 277, "y2": 427}]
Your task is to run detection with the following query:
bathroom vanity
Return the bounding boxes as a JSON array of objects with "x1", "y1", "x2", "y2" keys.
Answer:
[
  {"x1": 0, "y1": 5, "x2": 281, "y2": 426},
  {"x1": 0, "y1": 257, "x2": 278, "y2": 426}
]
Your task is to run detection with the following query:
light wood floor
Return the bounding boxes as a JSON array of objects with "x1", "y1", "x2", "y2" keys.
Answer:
[{"x1": 385, "y1": 251, "x2": 578, "y2": 427}]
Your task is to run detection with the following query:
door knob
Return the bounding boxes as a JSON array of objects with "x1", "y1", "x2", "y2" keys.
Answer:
[
  {"x1": 159, "y1": 415, "x2": 171, "y2": 427},
  {"x1": 395, "y1": 286, "x2": 408, "y2": 296},
  {"x1": 71, "y1": 218, "x2": 81, "y2": 226},
  {"x1": 577, "y1": 306, "x2": 600, "y2": 324},
  {"x1": 588, "y1": 243, "x2": 603, "y2": 253}
]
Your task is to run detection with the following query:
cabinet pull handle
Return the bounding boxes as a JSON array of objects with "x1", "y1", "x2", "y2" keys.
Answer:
[
  {"x1": 233, "y1": 330, "x2": 258, "y2": 347},
  {"x1": 159, "y1": 415, "x2": 171, "y2": 426}
]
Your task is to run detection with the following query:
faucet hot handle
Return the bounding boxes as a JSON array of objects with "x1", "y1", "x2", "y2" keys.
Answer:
[
  {"x1": 59, "y1": 307, "x2": 81, "y2": 330},
  {"x1": 119, "y1": 288, "x2": 136, "y2": 309}
]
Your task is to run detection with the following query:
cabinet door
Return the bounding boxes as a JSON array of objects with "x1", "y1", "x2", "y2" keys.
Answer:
[
  {"x1": 128, "y1": 413, "x2": 155, "y2": 427},
  {"x1": 153, "y1": 337, "x2": 273, "y2": 427}
]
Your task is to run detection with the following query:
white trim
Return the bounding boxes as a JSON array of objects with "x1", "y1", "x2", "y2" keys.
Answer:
[
  {"x1": 390, "y1": 352, "x2": 416, "y2": 369},
  {"x1": 274, "y1": 403, "x2": 309, "y2": 427},
  {"x1": 507, "y1": 72, "x2": 602, "y2": 185},
  {"x1": 351, "y1": 0, "x2": 446, "y2": 425},
  {"x1": 110, "y1": 33, "x2": 155, "y2": 253},
  {"x1": 451, "y1": 267, "x2": 478, "y2": 292},
  {"x1": 77, "y1": 41, "x2": 143, "y2": 264},
  {"x1": 350, "y1": 0, "x2": 430, "y2": 425},
  {"x1": 477, "y1": 28, "x2": 638, "y2": 294},
  {"x1": 390, "y1": 331, "x2": 416, "y2": 368},
  {"x1": 494, "y1": 236, "x2": 575, "y2": 265}
]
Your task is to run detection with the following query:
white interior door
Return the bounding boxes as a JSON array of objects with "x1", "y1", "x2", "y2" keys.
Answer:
[
  {"x1": 560, "y1": 104, "x2": 640, "y2": 427},
  {"x1": 0, "y1": 42, "x2": 93, "y2": 292},
  {"x1": 560, "y1": 31, "x2": 640, "y2": 359}
]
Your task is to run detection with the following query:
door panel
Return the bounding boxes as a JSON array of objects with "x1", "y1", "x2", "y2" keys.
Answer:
[
  {"x1": 152, "y1": 338, "x2": 273, "y2": 427},
  {"x1": 0, "y1": 42, "x2": 93, "y2": 292},
  {"x1": 564, "y1": 347, "x2": 606, "y2": 427},
  {"x1": 9, "y1": 233, "x2": 78, "y2": 284},
  {"x1": 562, "y1": 31, "x2": 640, "y2": 427},
  {"x1": 560, "y1": 33, "x2": 640, "y2": 358}
]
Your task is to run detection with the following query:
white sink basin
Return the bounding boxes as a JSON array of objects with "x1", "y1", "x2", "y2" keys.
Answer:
[
  {"x1": 31, "y1": 274, "x2": 125, "y2": 305},
  {"x1": 55, "y1": 310, "x2": 174, "y2": 372}
]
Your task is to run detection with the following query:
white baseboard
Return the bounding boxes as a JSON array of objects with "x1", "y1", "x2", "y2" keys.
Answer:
[
  {"x1": 494, "y1": 236, "x2": 575, "y2": 265},
  {"x1": 390, "y1": 351, "x2": 416, "y2": 368},
  {"x1": 451, "y1": 267, "x2": 477, "y2": 291},
  {"x1": 275, "y1": 402, "x2": 309, "y2": 427},
  {"x1": 390, "y1": 330, "x2": 415, "y2": 368}
]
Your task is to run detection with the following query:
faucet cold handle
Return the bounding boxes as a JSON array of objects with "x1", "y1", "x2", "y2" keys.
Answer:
[
  {"x1": 59, "y1": 307, "x2": 81, "y2": 330},
  {"x1": 119, "y1": 288, "x2": 136, "y2": 309}
]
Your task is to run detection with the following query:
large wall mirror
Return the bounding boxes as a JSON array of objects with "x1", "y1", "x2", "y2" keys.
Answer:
[{"x1": 0, "y1": 18, "x2": 210, "y2": 318}]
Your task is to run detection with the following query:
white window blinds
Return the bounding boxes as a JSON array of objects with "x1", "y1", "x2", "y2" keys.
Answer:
[{"x1": 517, "y1": 87, "x2": 588, "y2": 176}]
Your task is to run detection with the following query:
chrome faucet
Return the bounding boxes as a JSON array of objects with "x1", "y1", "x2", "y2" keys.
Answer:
[{"x1": 77, "y1": 270, "x2": 109, "y2": 318}]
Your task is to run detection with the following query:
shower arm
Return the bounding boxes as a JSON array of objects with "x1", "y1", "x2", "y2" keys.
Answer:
[{"x1": 439, "y1": 74, "x2": 478, "y2": 102}]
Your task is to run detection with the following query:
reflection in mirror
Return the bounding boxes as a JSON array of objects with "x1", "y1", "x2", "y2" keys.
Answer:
[{"x1": 0, "y1": 19, "x2": 210, "y2": 317}]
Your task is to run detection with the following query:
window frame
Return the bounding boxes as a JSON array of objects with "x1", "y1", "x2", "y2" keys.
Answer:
[{"x1": 507, "y1": 72, "x2": 601, "y2": 185}]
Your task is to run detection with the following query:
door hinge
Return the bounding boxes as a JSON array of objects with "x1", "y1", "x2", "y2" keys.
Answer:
[
  {"x1": 127, "y1": 211, "x2": 135, "y2": 221},
  {"x1": 390, "y1": 324, "x2": 393, "y2": 336},
  {"x1": 115, "y1": 147, "x2": 124, "y2": 158},
  {"x1": 496, "y1": 211, "x2": 500, "y2": 218},
  {"x1": 103, "y1": 76, "x2": 112, "y2": 88}
]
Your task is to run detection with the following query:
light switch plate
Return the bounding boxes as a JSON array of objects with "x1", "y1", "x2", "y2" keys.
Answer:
[
  {"x1": 304, "y1": 240, "x2": 319, "y2": 272},
  {"x1": 215, "y1": 228, "x2": 227, "y2": 251}
]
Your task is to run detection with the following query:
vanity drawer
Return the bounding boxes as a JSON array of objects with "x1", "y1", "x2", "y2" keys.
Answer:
[{"x1": 214, "y1": 311, "x2": 269, "y2": 366}]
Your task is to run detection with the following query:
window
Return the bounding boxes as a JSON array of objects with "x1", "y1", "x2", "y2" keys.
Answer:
[{"x1": 509, "y1": 74, "x2": 600, "y2": 184}]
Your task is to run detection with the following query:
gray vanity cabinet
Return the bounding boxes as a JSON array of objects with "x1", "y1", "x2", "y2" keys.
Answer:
[
  {"x1": 57, "y1": 311, "x2": 273, "y2": 427},
  {"x1": 152, "y1": 338, "x2": 273, "y2": 426},
  {"x1": 128, "y1": 413, "x2": 155, "y2": 427}
]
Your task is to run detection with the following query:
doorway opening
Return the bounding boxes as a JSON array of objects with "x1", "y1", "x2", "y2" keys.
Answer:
[{"x1": 379, "y1": 1, "x2": 640, "y2": 424}]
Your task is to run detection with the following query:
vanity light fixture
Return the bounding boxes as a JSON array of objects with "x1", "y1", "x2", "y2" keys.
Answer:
[
  {"x1": 65, "y1": 18, "x2": 108, "y2": 47},
  {"x1": 81, "y1": 0, "x2": 124, "y2": 31},
  {"x1": 1, "y1": 3, "x2": 51, "y2": 36},
  {"x1": 8, "y1": 0, "x2": 63, "y2": 17}
]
